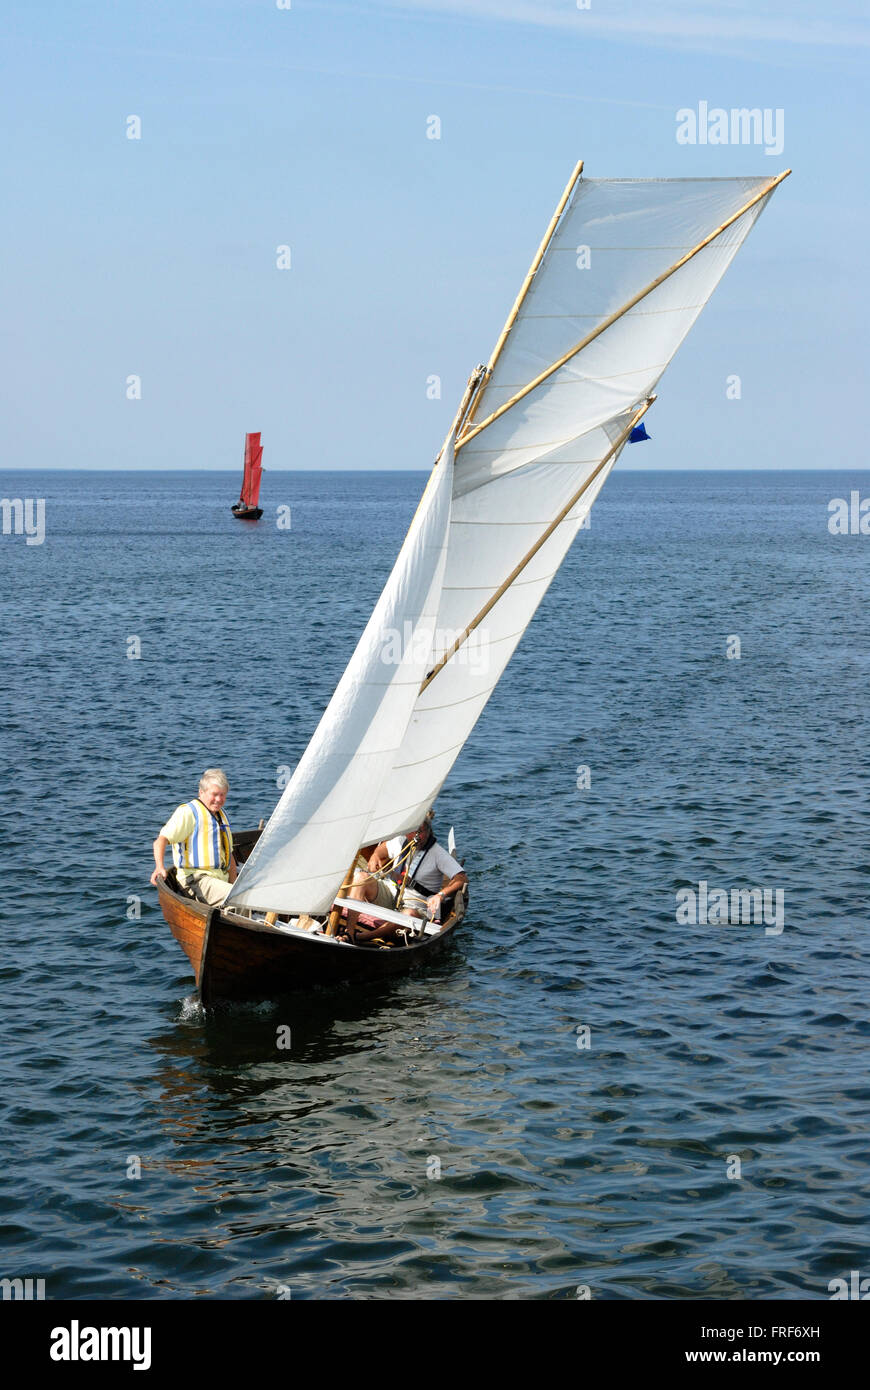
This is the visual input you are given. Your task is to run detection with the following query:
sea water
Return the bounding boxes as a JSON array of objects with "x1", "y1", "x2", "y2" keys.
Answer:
[{"x1": 0, "y1": 467, "x2": 867, "y2": 1299}]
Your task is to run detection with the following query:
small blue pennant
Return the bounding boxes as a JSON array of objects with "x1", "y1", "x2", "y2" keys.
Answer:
[{"x1": 629, "y1": 422, "x2": 651, "y2": 443}]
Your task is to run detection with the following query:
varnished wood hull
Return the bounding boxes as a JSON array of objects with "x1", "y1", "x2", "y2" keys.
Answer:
[{"x1": 156, "y1": 876, "x2": 463, "y2": 1004}]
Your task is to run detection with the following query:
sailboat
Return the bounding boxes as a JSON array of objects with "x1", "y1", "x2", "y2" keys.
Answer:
[
  {"x1": 158, "y1": 160, "x2": 790, "y2": 1002},
  {"x1": 231, "y1": 431, "x2": 264, "y2": 519}
]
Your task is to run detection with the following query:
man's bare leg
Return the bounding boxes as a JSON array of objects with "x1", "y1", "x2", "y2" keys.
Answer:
[{"x1": 348, "y1": 921, "x2": 398, "y2": 944}]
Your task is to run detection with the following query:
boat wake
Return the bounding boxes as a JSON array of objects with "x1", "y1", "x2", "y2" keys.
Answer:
[{"x1": 177, "y1": 993, "x2": 205, "y2": 1023}]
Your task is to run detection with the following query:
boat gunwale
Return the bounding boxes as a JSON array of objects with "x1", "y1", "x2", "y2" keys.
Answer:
[{"x1": 156, "y1": 873, "x2": 466, "y2": 957}]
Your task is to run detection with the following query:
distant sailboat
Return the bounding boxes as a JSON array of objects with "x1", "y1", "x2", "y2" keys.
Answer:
[
  {"x1": 231, "y1": 432, "x2": 263, "y2": 519},
  {"x1": 158, "y1": 160, "x2": 790, "y2": 1001}
]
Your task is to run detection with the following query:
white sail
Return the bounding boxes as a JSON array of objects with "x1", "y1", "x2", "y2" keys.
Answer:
[
  {"x1": 457, "y1": 175, "x2": 779, "y2": 494},
  {"x1": 363, "y1": 411, "x2": 632, "y2": 842},
  {"x1": 362, "y1": 172, "x2": 786, "y2": 841},
  {"x1": 225, "y1": 440, "x2": 456, "y2": 914},
  {"x1": 226, "y1": 168, "x2": 787, "y2": 909}
]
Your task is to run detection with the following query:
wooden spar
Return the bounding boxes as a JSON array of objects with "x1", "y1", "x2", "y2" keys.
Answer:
[
  {"x1": 420, "y1": 396, "x2": 656, "y2": 693},
  {"x1": 394, "y1": 837, "x2": 418, "y2": 910},
  {"x1": 326, "y1": 859, "x2": 359, "y2": 936},
  {"x1": 456, "y1": 168, "x2": 791, "y2": 453},
  {"x1": 395, "y1": 873, "x2": 407, "y2": 911},
  {"x1": 434, "y1": 363, "x2": 488, "y2": 468},
  {"x1": 452, "y1": 363, "x2": 488, "y2": 440},
  {"x1": 461, "y1": 158, "x2": 584, "y2": 432},
  {"x1": 384, "y1": 836, "x2": 415, "y2": 911}
]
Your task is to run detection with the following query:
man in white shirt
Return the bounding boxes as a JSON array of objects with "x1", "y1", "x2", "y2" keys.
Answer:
[{"x1": 343, "y1": 815, "x2": 467, "y2": 942}]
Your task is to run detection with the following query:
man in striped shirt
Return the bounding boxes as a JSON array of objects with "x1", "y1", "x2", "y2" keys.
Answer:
[{"x1": 150, "y1": 769, "x2": 238, "y2": 906}]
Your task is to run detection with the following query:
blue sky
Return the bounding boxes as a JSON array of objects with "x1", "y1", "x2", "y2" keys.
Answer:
[{"x1": 1, "y1": 0, "x2": 866, "y2": 470}]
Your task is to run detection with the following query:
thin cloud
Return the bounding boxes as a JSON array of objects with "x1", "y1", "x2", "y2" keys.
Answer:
[
  {"x1": 372, "y1": 0, "x2": 870, "y2": 51},
  {"x1": 11, "y1": 32, "x2": 672, "y2": 110}
]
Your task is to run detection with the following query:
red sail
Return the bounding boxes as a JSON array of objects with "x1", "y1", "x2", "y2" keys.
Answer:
[
  {"x1": 241, "y1": 432, "x2": 263, "y2": 507},
  {"x1": 249, "y1": 444, "x2": 263, "y2": 508}
]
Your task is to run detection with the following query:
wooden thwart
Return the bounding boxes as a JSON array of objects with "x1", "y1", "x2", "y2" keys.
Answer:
[{"x1": 333, "y1": 897, "x2": 427, "y2": 932}]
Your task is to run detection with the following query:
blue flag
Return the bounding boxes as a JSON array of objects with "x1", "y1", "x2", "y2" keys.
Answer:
[{"x1": 629, "y1": 422, "x2": 650, "y2": 443}]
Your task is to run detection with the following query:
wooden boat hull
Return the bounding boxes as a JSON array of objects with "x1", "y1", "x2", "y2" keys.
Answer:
[
  {"x1": 157, "y1": 873, "x2": 464, "y2": 1003},
  {"x1": 231, "y1": 504, "x2": 263, "y2": 520}
]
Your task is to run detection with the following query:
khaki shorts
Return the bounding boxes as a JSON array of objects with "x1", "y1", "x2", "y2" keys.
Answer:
[
  {"x1": 179, "y1": 870, "x2": 230, "y2": 907},
  {"x1": 376, "y1": 881, "x2": 429, "y2": 918},
  {"x1": 372, "y1": 876, "x2": 399, "y2": 910}
]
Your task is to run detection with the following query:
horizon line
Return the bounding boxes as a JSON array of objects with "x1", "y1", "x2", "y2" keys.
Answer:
[{"x1": 2, "y1": 466, "x2": 869, "y2": 476}]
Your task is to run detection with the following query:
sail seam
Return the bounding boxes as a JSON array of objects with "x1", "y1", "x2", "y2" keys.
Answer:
[
  {"x1": 547, "y1": 241, "x2": 750, "y2": 251},
  {"x1": 439, "y1": 572, "x2": 569, "y2": 601},
  {"x1": 470, "y1": 361, "x2": 672, "y2": 397},
  {"x1": 452, "y1": 452, "x2": 603, "y2": 464},
  {"x1": 580, "y1": 176, "x2": 772, "y2": 184},
  {"x1": 446, "y1": 514, "x2": 594, "y2": 526},
  {"x1": 389, "y1": 737, "x2": 483, "y2": 771},
  {"x1": 499, "y1": 304, "x2": 715, "y2": 322}
]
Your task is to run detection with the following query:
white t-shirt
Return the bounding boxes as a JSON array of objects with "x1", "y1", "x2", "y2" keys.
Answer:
[{"x1": 386, "y1": 835, "x2": 463, "y2": 895}]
